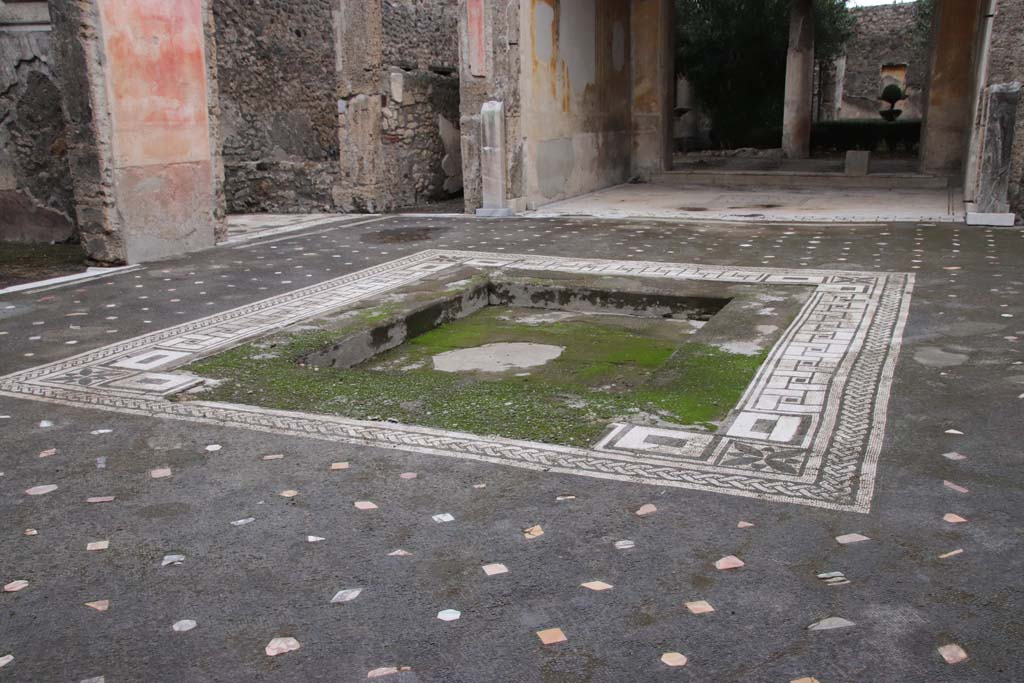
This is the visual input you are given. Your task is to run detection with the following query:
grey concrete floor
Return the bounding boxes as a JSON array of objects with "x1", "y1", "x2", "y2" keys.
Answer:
[{"x1": 1, "y1": 214, "x2": 1022, "y2": 682}]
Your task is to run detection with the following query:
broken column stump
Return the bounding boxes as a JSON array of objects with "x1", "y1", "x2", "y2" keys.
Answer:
[{"x1": 476, "y1": 101, "x2": 514, "y2": 217}]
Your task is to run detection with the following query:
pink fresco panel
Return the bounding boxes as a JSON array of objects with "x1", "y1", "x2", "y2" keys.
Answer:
[
  {"x1": 99, "y1": 0, "x2": 211, "y2": 168},
  {"x1": 467, "y1": 0, "x2": 487, "y2": 77}
]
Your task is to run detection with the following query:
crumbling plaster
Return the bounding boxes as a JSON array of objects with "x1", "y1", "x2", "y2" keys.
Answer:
[{"x1": 0, "y1": 4, "x2": 77, "y2": 243}]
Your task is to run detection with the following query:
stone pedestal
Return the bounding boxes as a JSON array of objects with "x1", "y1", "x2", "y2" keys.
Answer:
[
  {"x1": 477, "y1": 101, "x2": 513, "y2": 217},
  {"x1": 967, "y1": 82, "x2": 1020, "y2": 226},
  {"x1": 975, "y1": 82, "x2": 1021, "y2": 214},
  {"x1": 782, "y1": 0, "x2": 814, "y2": 159},
  {"x1": 49, "y1": 0, "x2": 220, "y2": 265}
]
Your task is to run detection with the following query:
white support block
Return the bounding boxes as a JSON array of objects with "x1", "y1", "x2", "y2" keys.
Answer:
[{"x1": 966, "y1": 212, "x2": 1017, "y2": 227}]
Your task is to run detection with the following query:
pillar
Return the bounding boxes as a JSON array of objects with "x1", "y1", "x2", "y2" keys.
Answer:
[
  {"x1": 631, "y1": 0, "x2": 674, "y2": 176},
  {"x1": 781, "y1": 0, "x2": 814, "y2": 159},
  {"x1": 49, "y1": 0, "x2": 221, "y2": 265},
  {"x1": 332, "y1": 0, "x2": 386, "y2": 212},
  {"x1": 476, "y1": 101, "x2": 512, "y2": 217},
  {"x1": 920, "y1": 0, "x2": 983, "y2": 177}
]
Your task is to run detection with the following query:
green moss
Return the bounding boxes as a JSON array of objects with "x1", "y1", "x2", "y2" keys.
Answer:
[
  {"x1": 0, "y1": 242, "x2": 86, "y2": 288},
  {"x1": 188, "y1": 307, "x2": 764, "y2": 447}
]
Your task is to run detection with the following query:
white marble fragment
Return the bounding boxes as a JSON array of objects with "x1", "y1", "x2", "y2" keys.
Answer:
[
  {"x1": 265, "y1": 637, "x2": 301, "y2": 656},
  {"x1": 807, "y1": 616, "x2": 855, "y2": 631},
  {"x1": 331, "y1": 588, "x2": 362, "y2": 604}
]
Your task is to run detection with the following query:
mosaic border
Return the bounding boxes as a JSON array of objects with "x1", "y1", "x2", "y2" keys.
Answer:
[{"x1": 0, "y1": 250, "x2": 914, "y2": 513}]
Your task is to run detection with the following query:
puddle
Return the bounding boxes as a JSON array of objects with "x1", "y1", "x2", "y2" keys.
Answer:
[
  {"x1": 913, "y1": 347, "x2": 969, "y2": 367},
  {"x1": 432, "y1": 342, "x2": 564, "y2": 373},
  {"x1": 360, "y1": 226, "x2": 447, "y2": 244}
]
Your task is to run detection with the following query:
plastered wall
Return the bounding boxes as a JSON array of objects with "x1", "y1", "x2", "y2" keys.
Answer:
[{"x1": 520, "y1": 0, "x2": 631, "y2": 207}]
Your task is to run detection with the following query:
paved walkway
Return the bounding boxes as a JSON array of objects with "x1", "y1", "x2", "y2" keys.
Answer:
[
  {"x1": 530, "y1": 182, "x2": 963, "y2": 223},
  {"x1": 0, "y1": 214, "x2": 1020, "y2": 682}
]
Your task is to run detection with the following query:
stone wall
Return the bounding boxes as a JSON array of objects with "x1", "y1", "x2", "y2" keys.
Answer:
[
  {"x1": 986, "y1": 0, "x2": 1024, "y2": 215},
  {"x1": 383, "y1": 0, "x2": 459, "y2": 71},
  {"x1": 214, "y1": 0, "x2": 460, "y2": 213},
  {"x1": 381, "y1": 69, "x2": 462, "y2": 208},
  {"x1": 380, "y1": 0, "x2": 462, "y2": 207},
  {"x1": 334, "y1": 0, "x2": 462, "y2": 212},
  {"x1": 213, "y1": 0, "x2": 340, "y2": 212},
  {"x1": 0, "y1": 2, "x2": 77, "y2": 243},
  {"x1": 821, "y1": 3, "x2": 929, "y2": 121}
]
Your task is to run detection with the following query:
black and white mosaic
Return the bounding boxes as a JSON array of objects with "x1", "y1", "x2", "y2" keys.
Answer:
[{"x1": 0, "y1": 250, "x2": 914, "y2": 513}]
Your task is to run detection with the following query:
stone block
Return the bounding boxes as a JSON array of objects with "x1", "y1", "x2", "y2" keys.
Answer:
[
  {"x1": 966, "y1": 212, "x2": 1017, "y2": 227},
  {"x1": 0, "y1": 2, "x2": 50, "y2": 25},
  {"x1": 390, "y1": 72, "x2": 404, "y2": 104},
  {"x1": 845, "y1": 150, "x2": 871, "y2": 176}
]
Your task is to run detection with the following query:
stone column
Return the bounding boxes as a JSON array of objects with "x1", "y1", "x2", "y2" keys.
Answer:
[
  {"x1": 49, "y1": 0, "x2": 219, "y2": 265},
  {"x1": 476, "y1": 101, "x2": 513, "y2": 217},
  {"x1": 332, "y1": 0, "x2": 386, "y2": 212},
  {"x1": 782, "y1": 0, "x2": 814, "y2": 159},
  {"x1": 630, "y1": 0, "x2": 674, "y2": 176},
  {"x1": 920, "y1": 0, "x2": 983, "y2": 176}
]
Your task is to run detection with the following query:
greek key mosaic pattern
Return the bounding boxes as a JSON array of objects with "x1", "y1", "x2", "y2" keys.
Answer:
[{"x1": 0, "y1": 250, "x2": 914, "y2": 513}]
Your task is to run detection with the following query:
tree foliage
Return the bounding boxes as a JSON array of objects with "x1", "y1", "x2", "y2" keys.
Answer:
[
  {"x1": 675, "y1": 0, "x2": 855, "y2": 147},
  {"x1": 912, "y1": 0, "x2": 936, "y2": 51}
]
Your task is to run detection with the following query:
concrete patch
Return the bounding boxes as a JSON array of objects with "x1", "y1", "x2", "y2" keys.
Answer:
[
  {"x1": 498, "y1": 311, "x2": 578, "y2": 326},
  {"x1": 432, "y1": 342, "x2": 564, "y2": 373},
  {"x1": 713, "y1": 340, "x2": 765, "y2": 356}
]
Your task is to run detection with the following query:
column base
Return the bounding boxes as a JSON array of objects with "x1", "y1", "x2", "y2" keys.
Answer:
[
  {"x1": 476, "y1": 208, "x2": 515, "y2": 217},
  {"x1": 966, "y1": 211, "x2": 1016, "y2": 226}
]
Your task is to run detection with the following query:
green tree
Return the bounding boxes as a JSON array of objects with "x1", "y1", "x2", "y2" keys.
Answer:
[{"x1": 675, "y1": 0, "x2": 855, "y2": 148}]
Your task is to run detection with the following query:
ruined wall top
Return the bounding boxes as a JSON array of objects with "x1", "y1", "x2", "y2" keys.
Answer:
[{"x1": 382, "y1": 0, "x2": 459, "y2": 72}]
